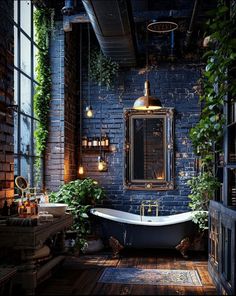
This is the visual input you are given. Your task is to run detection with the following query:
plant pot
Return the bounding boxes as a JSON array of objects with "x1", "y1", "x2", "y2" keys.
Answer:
[
  {"x1": 65, "y1": 230, "x2": 78, "y2": 240},
  {"x1": 81, "y1": 236, "x2": 104, "y2": 254}
]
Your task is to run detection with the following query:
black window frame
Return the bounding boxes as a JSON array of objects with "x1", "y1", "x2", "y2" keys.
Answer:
[{"x1": 13, "y1": 0, "x2": 42, "y2": 188}]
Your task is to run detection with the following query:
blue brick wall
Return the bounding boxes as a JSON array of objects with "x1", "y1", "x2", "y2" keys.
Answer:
[
  {"x1": 81, "y1": 64, "x2": 201, "y2": 215},
  {"x1": 46, "y1": 21, "x2": 79, "y2": 191},
  {"x1": 46, "y1": 22, "x2": 65, "y2": 191}
]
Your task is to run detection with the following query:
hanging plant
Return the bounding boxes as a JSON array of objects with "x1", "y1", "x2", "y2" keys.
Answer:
[
  {"x1": 89, "y1": 49, "x2": 119, "y2": 90},
  {"x1": 34, "y1": 8, "x2": 54, "y2": 183},
  {"x1": 188, "y1": 0, "x2": 236, "y2": 230}
]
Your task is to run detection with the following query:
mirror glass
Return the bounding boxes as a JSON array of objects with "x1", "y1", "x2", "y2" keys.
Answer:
[
  {"x1": 124, "y1": 108, "x2": 174, "y2": 190},
  {"x1": 15, "y1": 176, "x2": 28, "y2": 191},
  {"x1": 132, "y1": 117, "x2": 165, "y2": 180}
]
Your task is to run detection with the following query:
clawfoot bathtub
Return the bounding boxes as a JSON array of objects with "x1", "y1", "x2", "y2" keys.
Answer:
[{"x1": 90, "y1": 207, "x2": 201, "y2": 256}]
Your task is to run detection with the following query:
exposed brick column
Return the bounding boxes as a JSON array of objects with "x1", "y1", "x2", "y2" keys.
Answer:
[
  {"x1": 45, "y1": 22, "x2": 79, "y2": 192},
  {"x1": 45, "y1": 21, "x2": 65, "y2": 192},
  {"x1": 64, "y1": 25, "x2": 79, "y2": 183},
  {"x1": 0, "y1": 0, "x2": 14, "y2": 206}
]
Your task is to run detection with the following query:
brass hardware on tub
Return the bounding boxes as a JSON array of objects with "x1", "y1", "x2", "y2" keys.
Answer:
[{"x1": 140, "y1": 200, "x2": 159, "y2": 221}]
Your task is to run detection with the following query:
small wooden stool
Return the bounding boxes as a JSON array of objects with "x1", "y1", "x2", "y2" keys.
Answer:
[{"x1": 0, "y1": 267, "x2": 17, "y2": 296}]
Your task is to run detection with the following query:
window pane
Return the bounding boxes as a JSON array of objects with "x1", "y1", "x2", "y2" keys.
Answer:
[
  {"x1": 20, "y1": 74, "x2": 31, "y2": 115},
  {"x1": 20, "y1": 1, "x2": 31, "y2": 37},
  {"x1": 20, "y1": 156, "x2": 32, "y2": 186},
  {"x1": 14, "y1": 0, "x2": 18, "y2": 23},
  {"x1": 20, "y1": 34, "x2": 31, "y2": 76},
  {"x1": 14, "y1": 157, "x2": 19, "y2": 183},
  {"x1": 14, "y1": 112, "x2": 18, "y2": 154},
  {"x1": 33, "y1": 5, "x2": 37, "y2": 43},
  {"x1": 20, "y1": 115, "x2": 31, "y2": 155},
  {"x1": 14, "y1": 27, "x2": 18, "y2": 67},
  {"x1": 14, "y1": 69, "x2": 18, "y2": 105}
]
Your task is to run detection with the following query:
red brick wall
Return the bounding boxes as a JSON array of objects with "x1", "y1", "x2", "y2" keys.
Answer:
[
  {"x1": 0, "y1": 0, "x2": 14, "y2": 206},
  {"x1": 64, "y1": 25, "x2": 79, "y2": 183}
]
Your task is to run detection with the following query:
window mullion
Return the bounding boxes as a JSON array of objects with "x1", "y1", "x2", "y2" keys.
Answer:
[
  {"x1": 17, "y1": 0, "x2": 21, "y2": 176},
  {"x1": 30, "y1": 1, "x2": 34, "y2": 185}
]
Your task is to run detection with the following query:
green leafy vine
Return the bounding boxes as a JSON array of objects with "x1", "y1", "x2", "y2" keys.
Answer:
[
  {"x1": 89, "y1": 49, "x2": 119, "y2": 90},
  {"x1": 188, "y1": 0, "x2": 236, "y2": 230},
  {"x1": 34, "y1": 8, "x2": 54, "y2": 183}
]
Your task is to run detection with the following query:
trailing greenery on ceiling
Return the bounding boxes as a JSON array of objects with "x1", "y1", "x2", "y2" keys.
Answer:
[
  {"x1": 89, "y1": 49, "x2": 119, "y2": 90},
  {"x1": 34, "y1": 8, "x2": 54, "y2": 183},
  {"x1": 188, "y1": 0, "x2": 236, "y2": 231}
]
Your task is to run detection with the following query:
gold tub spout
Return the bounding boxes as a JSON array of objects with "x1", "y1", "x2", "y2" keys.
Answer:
[{"x1": 140, "y1": 200, "x2": 159, "y2": 221}]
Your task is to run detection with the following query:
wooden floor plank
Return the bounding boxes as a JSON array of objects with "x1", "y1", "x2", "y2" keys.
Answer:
[{"x1": 34, "y1": 249, "x2": 216, "y2": 296}]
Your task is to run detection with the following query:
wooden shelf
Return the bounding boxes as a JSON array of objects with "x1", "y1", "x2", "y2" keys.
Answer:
[{"x1": 82, "y1": 146, "x2": 110, "y2": 153}]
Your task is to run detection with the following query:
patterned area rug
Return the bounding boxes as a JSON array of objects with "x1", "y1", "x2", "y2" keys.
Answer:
[{"x1": 98, "y1": 267, "x2": 202, "y2": 286}]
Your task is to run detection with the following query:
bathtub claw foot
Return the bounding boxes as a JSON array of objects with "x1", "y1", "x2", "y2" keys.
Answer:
[
  {"x1": 109, "y1": 236, "x2": 124, "y2": 258},
  {"x1": 175, "y1": 237, "x2": 191, "y2": 259},
  {"x1": 180, "y1": 250, "x2": 189, "y2": 259}
]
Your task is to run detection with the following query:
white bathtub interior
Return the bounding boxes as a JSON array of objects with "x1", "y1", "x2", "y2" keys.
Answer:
[{"x1": 90, "y1": 207, "x2": 202, "y2": 226}]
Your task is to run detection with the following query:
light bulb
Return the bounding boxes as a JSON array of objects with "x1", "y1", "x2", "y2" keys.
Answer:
[
  {"x1": 78, "y1": 165, "x2": 84, "y2": 175},
  {"x1": 98, "y1": 161, "x2": 104, "y2": 171},
  {"x1": 97, "y1": 157, "x2": 107, "y2": 172},
  {"x1": 86, "y1": 106, "x2": 93, "y2": 118}
]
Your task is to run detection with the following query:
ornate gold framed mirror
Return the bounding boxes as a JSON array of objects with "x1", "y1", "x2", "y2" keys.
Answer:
[{"x1": 124, "y1": 108, "x2": 174, "y2": 190}]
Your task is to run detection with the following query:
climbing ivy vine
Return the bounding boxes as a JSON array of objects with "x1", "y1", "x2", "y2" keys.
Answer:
[
  {"x1": 188, "y1": 0, "x2": 236, "y2": 230},
  {"x1": 34, "y1": 8, "x2": 54, "y2": 182}
]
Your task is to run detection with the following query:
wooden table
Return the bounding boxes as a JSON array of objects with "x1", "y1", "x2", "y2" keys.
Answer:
[{"x1": 0, "y1": 214, "x2": 73, "y2": 295}]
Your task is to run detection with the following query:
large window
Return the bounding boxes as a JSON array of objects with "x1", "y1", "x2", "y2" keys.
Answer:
[{"x1": 13, "y1": 1, "x2": 41, "y2": 187}]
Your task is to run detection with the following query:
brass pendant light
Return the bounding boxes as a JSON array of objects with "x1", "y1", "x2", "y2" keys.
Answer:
[
  {"x1": 133, "y1": 80, "x2": 162, "y2": 110},
  {"x1": 133, "y1": 21, "x2": 162, "y2": 110}
]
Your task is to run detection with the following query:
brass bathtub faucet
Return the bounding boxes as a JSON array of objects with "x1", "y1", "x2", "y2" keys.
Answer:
[{"x1": 140, "y1": 200, "x2": 159, "y2": 220}]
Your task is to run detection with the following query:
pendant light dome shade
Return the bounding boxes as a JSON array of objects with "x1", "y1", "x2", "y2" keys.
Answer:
[{"x1": 133, "y1": 80, "x2": 162, "y2": 110}]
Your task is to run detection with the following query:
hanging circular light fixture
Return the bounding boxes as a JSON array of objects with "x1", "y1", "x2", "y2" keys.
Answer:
[{"x1": 147, "y1": 21, "x2": 178, "y2": 33}]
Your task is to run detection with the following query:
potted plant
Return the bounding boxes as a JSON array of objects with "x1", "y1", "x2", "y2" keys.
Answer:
[
  {"x1": 49, "y1": 177, "x2": 105, "y2": 251},
  {"x1": 187, "y1": 171, "x2": 220, "y2": 232}
]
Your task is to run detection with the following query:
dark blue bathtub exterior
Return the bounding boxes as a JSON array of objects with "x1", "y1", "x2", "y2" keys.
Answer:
[{"x1": 93, "y1": 216, "x2": 198, "y2": 249}]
